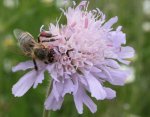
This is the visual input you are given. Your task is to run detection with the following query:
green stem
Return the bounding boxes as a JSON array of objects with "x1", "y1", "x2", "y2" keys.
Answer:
[
  {"x1": 43, "y1": 109, "x2": 50, "y2": 117},
  {"x1": 42, "y1": 79, "x2": 52, "y2": 117}
]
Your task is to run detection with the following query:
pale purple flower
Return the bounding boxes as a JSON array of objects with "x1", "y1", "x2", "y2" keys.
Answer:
[{"x1": 12, "y1": 1, "x2": 134, "y2": 114}]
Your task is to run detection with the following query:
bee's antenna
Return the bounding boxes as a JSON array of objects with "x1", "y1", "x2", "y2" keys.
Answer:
[{"x1": 40, "y1": 25, "x2": 45, "y2": 32}]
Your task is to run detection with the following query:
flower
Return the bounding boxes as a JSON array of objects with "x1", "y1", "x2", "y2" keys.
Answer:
[{"x1": 12, "y1": 1, "x2": 135, "y2": 114}]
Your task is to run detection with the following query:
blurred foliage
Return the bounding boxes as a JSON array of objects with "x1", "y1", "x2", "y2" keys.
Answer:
[{"x1": 0, "y1": 0, "x2": 149, "y2": 117}]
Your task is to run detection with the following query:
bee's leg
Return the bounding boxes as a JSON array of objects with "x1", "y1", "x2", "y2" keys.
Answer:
[{"x1": 33, "y1": 59, "x2": 38, "y2": 71}]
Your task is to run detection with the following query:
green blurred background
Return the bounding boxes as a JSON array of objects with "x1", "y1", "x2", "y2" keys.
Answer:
[{"x1": 0, "y1": 0, "x2": 149, "y2": 117}]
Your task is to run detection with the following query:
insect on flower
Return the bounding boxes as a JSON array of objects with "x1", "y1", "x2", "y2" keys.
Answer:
[
  {"x1": 13, "y1": 29, "x2": 56, "y2": 70},
  {"x1": 12, "y1": 1, "x2": 135, "y2": 114}
]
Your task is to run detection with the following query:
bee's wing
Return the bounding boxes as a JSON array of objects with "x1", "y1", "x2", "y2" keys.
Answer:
[
  {"x1": 13, "y1": 29, "x2": 36, "y2": 56},
  {"x1": 13, "y1": 29, "x2": 34, "y2": 41},
  {"x1": 13, "y1": 29, "x2": 36, "y2": 44},
  {"x1": 13, "y1": 29, "x2": 24, "y2": 41}
]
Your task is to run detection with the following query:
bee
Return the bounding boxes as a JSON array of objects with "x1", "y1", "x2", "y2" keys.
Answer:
[{"x1": 13, "y1": 29, "x2": 56, "y2": 71}]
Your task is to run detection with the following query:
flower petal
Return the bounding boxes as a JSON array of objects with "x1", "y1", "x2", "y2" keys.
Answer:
[
  {"x1": 107, "y1": 68, "x2": 129, "y2": 85},
  {"x1": 94, "y1": 68, "x2": 128, "y2": 86},
  {"x1": 119, "y1": 46, "x2": 135, "y2": 59},
  {"x1": 118, "y1": 58, "x2": 130, "y2": 65},
  {"x1": 72, "y1": 74, "x2": 79, "y2": 95},
  {"x1": 74, "y1": 92, "x2": 83, "y2": 114},
  {"x1": 110, "y1": 29, "x2": 126, "y2": 47},
  {"x1": 62, "y1": 79, "x2": 74, "y2": 96},
  {"x1": 52, "y1": 81, "x2": 63, "y2": 101},
  {"x1": 78, "y1": 75, "x2": 88, "y2": 86},
  {"x1": 33, "y1": 70, "x2": 45, "y2": 88},
  {"x1": 103, "y1": 87, "x2": 116, "y2": 99},
  {"x1": 105, "y1": 59, "x2": 120, "y2": 69},
  {"x1": 73, "y1": 85, "x2": 97, "y2": 114},
  {"x1": 12, "y1": 61, "x2": 34, "y2": 72},
  {"x1": 103, "y1": 16, "x2": 118, "y2": 29},
  {"x1": 47, "y1": 64, "x2": 60, "y2": 82},
  {"x1": 76, "y1": 1, "x2": 87, "y2": 10},
  {"x1": 73, "y1": 85, "x2": 84, "y2": 114},
  {"x1": 83, "y1": 92, "x2": 97, "y2": 113},
  {"x1": 12, "y1": 70, "x2": 37, "y2": 97},
  {"x1": 84, "y1": 71, "x2": 106, "y2": 100},
  {"x1": 44, "y1": 89, "x2": 64, "y2": 111}
]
